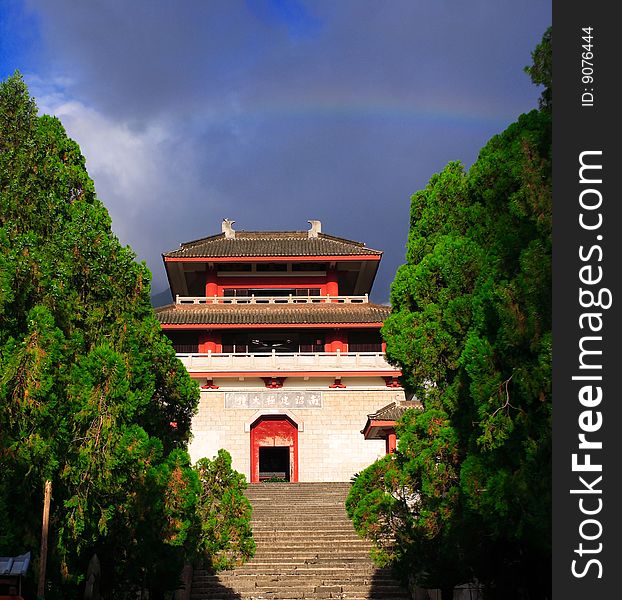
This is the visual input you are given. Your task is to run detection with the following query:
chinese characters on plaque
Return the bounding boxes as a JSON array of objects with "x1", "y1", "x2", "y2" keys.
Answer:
[{"x1": 224, "y1": 391, "x2": 322, "y2": 409}]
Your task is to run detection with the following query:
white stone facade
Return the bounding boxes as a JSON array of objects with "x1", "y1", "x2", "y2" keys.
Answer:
[{"x1": 188, "y1": 376, "x2": 405, "y2": 482}]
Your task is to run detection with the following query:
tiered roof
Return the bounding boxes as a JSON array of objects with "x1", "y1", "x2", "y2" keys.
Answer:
[{"x1": 156, "y1": 301, "x2": 390, "y2": 326}]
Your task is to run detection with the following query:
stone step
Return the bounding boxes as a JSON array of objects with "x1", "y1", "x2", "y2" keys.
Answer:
[
  {"x1": 252, "y1": 524, "x2": 354, "y2": 528},
  {"x1": 192, "y1": 581, "x2": 406, "y2": 593},
  {"x1": 250, "y1": 543, "x2": 371, "y2": 551},
  {"x1": 197, "y1": 565, "x2": 389, "y2": 576},
  {"x1": 191, "y1": 591, "x2": 410, "y2": 600},
  {"x1": 190, "y1": 592, "x2": 410, "y2": 599},
  {"x1": 194, "y1": 567, "x2": 396, "y2": 578},
  {"x1": 190, "y1": 583, "x2": 409, "y2": 596},
  {"x1": 251, "y1": 517, "x2": 353, "y2": 523},
  {"x1": 252, "y1": 511, "x2": 348, "y2": 515},
  {"x1": 191, "y1": 589, "x2": 410, "y2": 599},
  {"x1": 248, "y1": 552, "x2": 374, "y2": 559},
  {"x1": 251, "y1": 536, "x2": 369, "y2": 544},
  {"x1": 251, "y1": 508, "x2": 350, "y2": 512},
  {"x1": 193, "y1": 576, "x2": 405, "y2": 588},
  {"x1": 194, "y1": 572, "x2": 398, "y2": 583},
  {"x1": 232, "y1": 560, "x2": 377, "y2": 568}
]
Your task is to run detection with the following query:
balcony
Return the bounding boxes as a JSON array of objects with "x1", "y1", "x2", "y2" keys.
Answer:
[
  {"x1": 175, "y1": 294, "x2": 369, "y2": 305},
  {"x1": 176, "y1": 350, "x2": 400, "y2": 376}
]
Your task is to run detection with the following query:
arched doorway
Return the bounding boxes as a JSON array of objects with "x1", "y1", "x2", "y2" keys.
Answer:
[{"x1": 250, "y1": 415, "x2": 298, "y2": 483}]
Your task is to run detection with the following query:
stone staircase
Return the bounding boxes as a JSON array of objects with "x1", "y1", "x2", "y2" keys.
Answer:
[{"x1": 190, "y1": 482, "x2": 411, "y2": 600}]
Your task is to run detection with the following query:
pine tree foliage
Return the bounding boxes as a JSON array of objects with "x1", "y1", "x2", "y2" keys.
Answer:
[
  {"x1": 195, "y1": 450, "x2": 256, "y2": 571},
  {"x1": 0, "y1": 73, "x2": 216, "y2": 598},
  {"x1": 347, "y1": 30, "x2": 551, "y2": 600}
]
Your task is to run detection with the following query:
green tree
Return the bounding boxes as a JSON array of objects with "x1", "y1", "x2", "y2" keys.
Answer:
[
  {"x1": 347, "y1": 29, "x2": 551, "y2": 600},
  {"x1": 524, "y1": 26, "x2": 552, "y2": 111},
  {"x1": 0, "y1": 72, "x2": 204, "y2": 598}
]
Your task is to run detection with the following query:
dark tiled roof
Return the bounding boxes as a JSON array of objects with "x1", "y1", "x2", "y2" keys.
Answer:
[
  {"x1": 163, "y1": 231, "x2": 382, "y2": 258},
  {"x1": 367, "y1": 400, "x2": 423, "y2": 421},
  {"x1": 156, "y1": 302, "x2": 390, "y2": 325}
]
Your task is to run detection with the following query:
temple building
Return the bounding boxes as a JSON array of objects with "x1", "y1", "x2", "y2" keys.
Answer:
[{"x1": 156, "y1": 219, "x2": 406, "y2": 482}]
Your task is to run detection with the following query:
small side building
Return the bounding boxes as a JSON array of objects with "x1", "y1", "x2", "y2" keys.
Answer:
[
  {"x1": 156, "y1": 220, "x2": 406, "y2": 482},
  {"x1": 0, "y1": 552, "x2": 30, "y2": 600},
  {"x1": 361, "y1": 399, "x2": 423, "y2": 454}
]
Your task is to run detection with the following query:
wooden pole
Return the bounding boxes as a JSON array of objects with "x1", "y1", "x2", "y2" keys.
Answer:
[{"x1": 37, "y1": 479, "x2": 52, "y2": 599}]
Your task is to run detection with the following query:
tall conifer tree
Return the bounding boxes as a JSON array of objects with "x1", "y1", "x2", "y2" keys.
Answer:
[
  {"x1": 0, "y1": 73, "x2": 202, "y2": 598},
  {"x1": 347, "y1": 30, "x2": 552, "y2": 599}
]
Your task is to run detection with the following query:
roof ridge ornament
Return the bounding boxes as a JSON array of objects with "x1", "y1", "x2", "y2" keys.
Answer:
[
  {"x1": 222, "y1": 218, "x2": 236, "y2": 239},
  {"x1": 307, "y1": 219, "x2": 321, "y2": 238}
]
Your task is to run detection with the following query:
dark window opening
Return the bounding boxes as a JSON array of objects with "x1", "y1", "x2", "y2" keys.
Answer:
[
  {"x1": 222, "y1": 332, "x2": 325, "y2": 353},
  {"x1": 299, "y1": 333, "x2": 325, "y2": 353},
  {"x1": 348, "y1": 331, "x2": 383, "y2": 353},
  {"x1": 185, "y1": 271, "x2": 206, "y2": 296},
  {"x1": 249, "y1": 335, "x2": 296, "y2": 353},
  {"x1": 259, "y1": 446, "x2": 290, "y2": 481},
  {"x1": 223, "y1": 288, "x2": 249, "y2": 297},
  {"x1": 256, "y1": 263, "x2": 288, "y2": 271},
  {"x1": 217, "y1": 263, "x2": 252, "y2": 272},
  {"x1": 221, "y1": 334, "x2": 249, "y2": 354},
  {"x1": 292, "y1": 262, "x2": 327, "y2": 271},
  {"x1": 221, "y1": 288, "x2": 321, "y2": 299},
  {"x1": 164, "y1": 331, "x2": 199, "y2": 353}
]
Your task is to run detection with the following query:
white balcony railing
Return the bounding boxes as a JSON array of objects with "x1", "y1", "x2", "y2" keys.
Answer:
[
  {"x1": 175, "y1": 294, "x2": 369, "y2": 305},
  {"x1": 176, "y1": 351, "x2": 398, "y2": 373}
]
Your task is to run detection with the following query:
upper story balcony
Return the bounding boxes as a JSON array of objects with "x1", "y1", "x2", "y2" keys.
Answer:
[
  {"x1": 175, "y1": 294, "x2": 369, "y2": 305},
  {"x1": 175, "y1": 350, "x2": 401, "y2": 378}
]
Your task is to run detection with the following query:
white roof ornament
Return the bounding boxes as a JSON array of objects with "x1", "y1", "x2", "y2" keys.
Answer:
[
  {"x1": 307, "y1": 220, "x2": 321, "y2": 238},
  {"x1": 222, "y1": 219, "x2": 236, "y2": 239}
]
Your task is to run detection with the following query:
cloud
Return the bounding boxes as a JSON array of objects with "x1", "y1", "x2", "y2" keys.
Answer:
[{"x1": 28, "y1": 75, "x2": 224, "y2": 273}]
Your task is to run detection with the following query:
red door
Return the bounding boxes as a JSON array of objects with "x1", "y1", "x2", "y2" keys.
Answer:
[{"x1": 250, "y1": 415, "x2": 298, "y2": 483}]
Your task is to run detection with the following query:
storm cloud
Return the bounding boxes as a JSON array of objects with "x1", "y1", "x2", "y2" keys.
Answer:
[{"x1": 5, "y1": 0, "x2": 551, "y2": 301}]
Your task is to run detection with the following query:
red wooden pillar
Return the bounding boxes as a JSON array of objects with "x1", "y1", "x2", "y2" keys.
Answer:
[
  {"x1": 205, "y1": 268, "x2": 218, "y2": 297},
  {"x1": 386, "y1": 431, "x2": 397, "y2": 454},
  {"x1": 326, "y1": 268, "x2": 339, "y2": 297}
]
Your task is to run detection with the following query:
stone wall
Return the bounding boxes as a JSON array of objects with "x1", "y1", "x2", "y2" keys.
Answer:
[{"x1": 188, "y1": 376, "x2": 405, "y2": 482}]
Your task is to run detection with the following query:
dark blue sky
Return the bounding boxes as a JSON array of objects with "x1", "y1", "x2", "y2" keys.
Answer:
[{"x1": 0, "y1": 0, "x2": 551, "y2": 302}]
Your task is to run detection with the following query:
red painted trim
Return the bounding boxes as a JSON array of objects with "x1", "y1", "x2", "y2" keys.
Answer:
[
  {"x1": 383, "y1": 376, "x2": 403, "y2": 388},
  {"x1": 190, "y1": 370, "x2": 402, "y2": 378},
  {"x1": 368, "y1": 419, "x2": 397, "y2": 427},
  {"x1": 250, "y1": 416, "x2": 298, "y2": 483},
  {"x1": 200, "y1": 379, "x2": 219, "y2": 390},
  {"x1": 329, "y1": 377, "x2": 346, "y2": 389},
  {"x1": 165, "y1": 255, "x2": 382, "y2": 263},
  {"x1": 362, "y1": 420, "x2": 398, "y2": 440},
  {"x1": 261, "y1": 376, "x2": 287, "y2": 389},
  {"x1": 161, "y1": 322, "x2": 385, "y2": 330}
]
